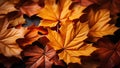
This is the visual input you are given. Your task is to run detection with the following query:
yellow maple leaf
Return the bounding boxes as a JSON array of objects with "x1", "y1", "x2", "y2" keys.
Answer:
[
  {"x1": 37, "y1": 0, "x2": 86, "y2": 27},
  {"x1": 88, "y1": 9, "x2": 118, "y2": 42},
  {"x1": 47, "y1": 21, "x2": 97, "y2": 64},
  {"x1": 0, "y1": 19, "x2": 26, "y2": 57}
]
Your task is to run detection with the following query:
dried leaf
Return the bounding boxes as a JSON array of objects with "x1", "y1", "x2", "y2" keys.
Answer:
[
  {"x1": 88, "y1": 9, "x2": 118, "y2": 42},
  {"x1": 23, "y1": 44, "x2": 63, "y2": 68},
  {"x1": 47, "y1": 21, "x2": 97, "y2": 64},
  {"x1": 17, "y1": 26, "x2": 48, "y2": 47},
  {"x1": 37, "y1": 0, "x2": 86, "y2": 27},
  {"x1": 89, "y1": 0, "x2": 120, "y2": 15},
  {"x1": 0, "y1": 19, "x2": 26, "y2": 57},
  {"x1": 94, "y1": 37, "x2": 120, "y2": 68},
  {"x1": 20, "y1": 3, "x2": 42, "y2": 17},
  {"x1": 0, "y1": 1, "x2": 17, "y2": 18}
]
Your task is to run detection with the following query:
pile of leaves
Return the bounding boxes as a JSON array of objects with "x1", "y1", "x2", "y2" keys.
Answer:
[{"x1": 0, "y1": 0, "x2": 120, "y2": 68}]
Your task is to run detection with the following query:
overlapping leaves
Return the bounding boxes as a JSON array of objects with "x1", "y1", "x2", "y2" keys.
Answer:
[
  {"x1": 0, "y1": 0, "x2": 119, "y2": 68},
  {"x1": 47, "y1": 21, "x2": 97, "y2": 64},
  {"x1": 0, "y1": 19, "x2": 26, "y2": 57},
  {"x1": 22, "y1": 43, "x2": 63, "y2": 68},
  {"x1": 94, "y1": 37, "x2": 120, "y2": 68}
]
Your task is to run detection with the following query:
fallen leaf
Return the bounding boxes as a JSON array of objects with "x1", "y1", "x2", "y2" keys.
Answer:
[
  {"x1": 22, "y1": 44, "x2": 63, "y2": 68},
  {"x1": 0, "y1": 19, "x2": 26, "y2": 57},
  {"x1": 47, "y1": 21, "x2": 97, "y2": 64},
  {"x1": 89, "y1": 0, "x2": 120, "y2": 16},
  {"x1": 17, "y1": 25, "x2": 48, "y2": 47},
  {"x1": 37, "y1": 0, "x2": 86, "y2": 27},
  {"x1": 20, "y1": 3, "x2": 42, "y2": 17},
  {"x1": 94, "y1": 37, "x2": 120, "y2": 68},
  {"x1": 0, "y1": 1, "x2": 17, "y2": 18},
  {"x1": 88, "y1": 9, "x2": 118, "y2": 42}
]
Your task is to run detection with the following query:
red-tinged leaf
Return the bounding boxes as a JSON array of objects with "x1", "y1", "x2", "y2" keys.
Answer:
[
  {"x1": 89, "y1": 0, "x2": 120, "y2": 16},
  {"x1": 22, "y1": 44, "x2": 64, "y2": 68},
  {"x1": 38, "y1": 36, "x2": 49, "y2": 46},
  {"x1": 0, "y1": 1, "x2": 17, "y2": 15},
  {"x1": 20, "y1": 3, "x2": 42, "y2": 17},
  {"x1": 17, "y1": 26, "x2": 48, "y2": 47},
  {"x1": 94, "y1": 37, "x2": 120, "y2": 68}
]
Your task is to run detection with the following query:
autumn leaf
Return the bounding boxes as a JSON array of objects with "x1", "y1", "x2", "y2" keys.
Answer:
[
  {"x1": 20, "y1": 3, "x2": 42, "y2": 17},
  {"x1": 22, "y1": 44, "x2": 63, "y2": 68},
  {"x1": 0, "y1": 1, "x2": 17, "y2": 18},
  {"x1": 94, "y1": 37, "x2": 120, "y2": 68},
  {"x1": 17, "y1": 25, "x2": 48, "y2": 47},
  {"x1": 0, "y1": 19, "x2": 26, "y2": 57},
  {"x1": 47, "y1": 21, "x2": 97, "y2": 64},
  {"x1": 88, "y1": 9, "x2": 118, "y2": 42},
  {"x1": 89, "y1": 0, "x2": 120, "y2": 16},
  {"x1": 37, "y1": 0, "x2": 86, "y2": 27},
  {"x1": 0, "y1": 1, "x2": 25, "y2": 26}
]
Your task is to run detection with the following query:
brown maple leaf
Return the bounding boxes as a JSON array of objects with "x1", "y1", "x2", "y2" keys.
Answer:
[
  {"x1": 0, "y1": 1, "x2": 17, "y2": 18},
  {"x1": 0, "y1": 18, "x2": 26, "y2": 57},
  {"x1": 89, "y1": 0, "x2": 120, "y2": 16},
  {"x1": 0, "y1": 1, "x2": 25, "y2": 26},
  {"x1": 20, "y1": 3, "x2": 42, "y2": 17},
  {"x1": 17, "y1": 25, "x2": 48, "y2": 47},
  {"x1": 22, "y1": 44, "x2": 63, "y2": 68},
  {"x1": 94, "y1": 37, "x2": 120, "y2": 68}
]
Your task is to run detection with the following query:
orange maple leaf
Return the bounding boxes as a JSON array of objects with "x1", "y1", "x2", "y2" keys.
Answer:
[
  {"x1": 37, "y1": 0, "x2": 86, "y2": 27},
  {"x1": 47, "y1": 21, "x2": 97, "y2": 64}
]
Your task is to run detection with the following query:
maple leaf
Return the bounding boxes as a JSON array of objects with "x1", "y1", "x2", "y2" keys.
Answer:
[
  {"x1": 0, "y1": 0, "x2": 25, "y2": 26},
  {"x1": 20, "y1": 3, "x2": 42, "y2": 17},
  {"x1": 0, "y1": 19, "x2": 26, "y2": 57},
  {"x1": 47, "y1": 21, "x2": 97, "y2": 64},
  {"x1": 88, "y1": 9, "x2": 118, "y2": 42},
  {"x1": 94, "y1": 37, "x2": 120, "y2": 68},
  {"x1": 37, "y1": 0, "x2": 86, "y2": 27},
  {"x1": 17, "y1": 25, "x2": 48, "y2": 47},
  {"x1": 22, "y1": 44, "x2": 63, "y2": 68},
  {"x1": 0, "y1": 1, "x2": 17, "y2": 18},
  {"x1": 89, "y1": 0, "x2": 120, "y2": 16}
]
